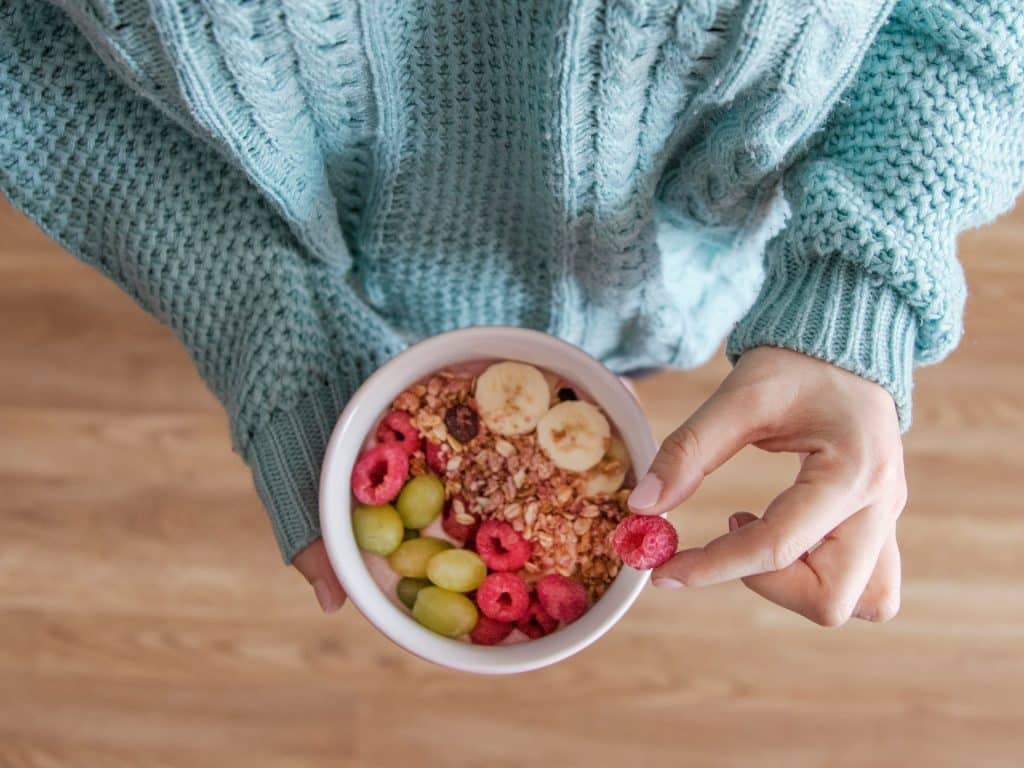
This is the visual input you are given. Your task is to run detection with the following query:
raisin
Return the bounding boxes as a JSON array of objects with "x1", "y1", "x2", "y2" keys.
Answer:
[
  {"x1": 444, "y1": 403, "x2": 479, "y2": 443},
  {"x1": 557, "y1": 387, "x2": 578, "y2": 401}
]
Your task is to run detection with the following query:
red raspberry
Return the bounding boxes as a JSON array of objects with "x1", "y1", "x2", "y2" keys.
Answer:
[
  {"x1": 612, "y1": 514, "x2": 678, "y2": 570},
  {"x1": 469, "y1": 616, "x2": 514, "y2": 646},
  {"x1": 424, "y1": 440, "x2": 451, "y2": 474},
  {"x1": 516, "y1": 595, "x2": 558, "y2": 639},
  {"x1": 351, "y1": 443, "x2": 409, "y2": 505},
  {"x1": 475, "y1": 572, "x2": 530, "y2": 622},
  {"x1": 376, "y1": 410, "x2": 421, "y2": 456},
  {"x1": 475, "y1": 520, "x2": 532, "y2": 572},
  {"x1": 535, "y1": 574, "x2": 589, "y2": 624},
  {"x1": 441, "y1": 496, "x2": 479, "y2": 545}
]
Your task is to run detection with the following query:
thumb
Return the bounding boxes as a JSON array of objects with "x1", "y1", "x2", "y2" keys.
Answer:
[
  {"x1": 292, "y1": 538, "x2": 346, "y2": 614},
  {"x1": 628, "y1": 386, "x2": 766, "y2": 516},
  {"x1": 728, "y1": 511, "x2": 760, "y2": 532}
]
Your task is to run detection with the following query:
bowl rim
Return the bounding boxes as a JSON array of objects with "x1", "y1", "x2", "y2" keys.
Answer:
[{"x1": 319, "y1": 325, "x2": 657, "y2": 674}]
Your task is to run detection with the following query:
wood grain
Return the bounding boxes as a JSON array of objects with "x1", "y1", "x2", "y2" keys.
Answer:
[{"x1": 1, "y1": 195, "x2": 1022, "y2": 767}]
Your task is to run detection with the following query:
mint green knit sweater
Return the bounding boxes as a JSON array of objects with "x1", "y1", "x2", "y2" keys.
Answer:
[{"x1": 2, "y1": 1, "x2": 1022, "y2": 562}]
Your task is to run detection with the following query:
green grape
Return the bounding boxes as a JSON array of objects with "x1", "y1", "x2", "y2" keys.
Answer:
[
  {"x1": 412, "y1": 586, "x2": 479, "y2": 638},
  {"x1": 402, "y1": 529, "x2": 420, "y2": 541},
  {"x1": 396, "y1": 474, "x2": 446, "y2": 529},
  {"x1": 352, "y1": 503, "x2": 404, "y2": 556},
  {"x1": 426, "y1": 549, "x2": 487, "y2": 592},
  {"x1": 396, "y1": 577, "x2": 431, "y2": 610},
  {"x1": 386, "y1": 537, "x2": 452, "y2": 578}
]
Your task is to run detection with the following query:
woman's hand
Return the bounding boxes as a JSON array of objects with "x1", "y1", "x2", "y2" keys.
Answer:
[
  {"x1": 628, "y1": 347, "x2": 906, "y2": 626},
  {"x1": 293, "y1": 539, "x2": 347, "y2": 613}
]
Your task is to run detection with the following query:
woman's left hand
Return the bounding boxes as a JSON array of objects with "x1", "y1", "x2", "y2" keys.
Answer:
[
  {"x1": 627, "y1": 346, "x2": 906, "y2": 626},
  {"x1": 293, "y1": 539, "x2": 347, "y2": 613}
]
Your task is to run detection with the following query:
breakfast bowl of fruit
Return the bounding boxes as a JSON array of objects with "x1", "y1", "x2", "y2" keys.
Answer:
[{"x1": 319, "y1": 326, "x2": 669, "y2": 674}]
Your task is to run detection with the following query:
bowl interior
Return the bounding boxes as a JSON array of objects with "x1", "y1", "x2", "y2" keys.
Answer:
[{"x1": 320, "y1": 326, "x2": 657, "y2": 674}]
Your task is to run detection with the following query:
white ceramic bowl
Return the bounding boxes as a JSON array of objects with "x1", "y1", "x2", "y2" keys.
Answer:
[{"x1": 319, "y1": 326, "x2": 657, "y2": 674}]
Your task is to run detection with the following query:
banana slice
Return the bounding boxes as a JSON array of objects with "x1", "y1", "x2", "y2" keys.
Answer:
[
  {"x1": 542, "y1": 371, "x2": 561, "y2": 406},
  {"x1": 474, "y1": 361, "x2": 551, "y2": 436},
  {"x1": 536, "y1": 401, "x2": 610, "y2": 472},
  {"x1": 583, "y1": 435, "x2": 630, "y2": 495}
]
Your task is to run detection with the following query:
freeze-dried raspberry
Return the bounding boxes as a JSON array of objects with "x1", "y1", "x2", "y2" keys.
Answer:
[
  {"x1": 612, "y1": 514, "x2": 678, "y2": 570},
  {"x1": 475, "y1": 520, "x2": 531, "y2": 572},
  {"x1": 376, "y1": 410, "x2": 422, "y2": 456},
  {"x1": 476, "y1": 572, "x2": 530, "y2": 622},
  {"x1": 424, "y1": 440, "x2": 451, "y2": 475},
  {"x1": 351, "y1": 443, "x2": 409, "y2": 506},
  {"x1": 535, "y1": 573, "x2": 588, "y2": 624},
  {"x1": 469, "y1": 616, "x2": 514, "y2": 646},
  {"x1": 516, "y1": 595, "x2": 558, "y2": 639},
  {"x1": 441, "y1": 496, "x2": 479, "y2": 545}
]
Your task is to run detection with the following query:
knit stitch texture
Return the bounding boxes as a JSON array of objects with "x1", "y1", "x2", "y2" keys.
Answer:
[{"x1": 2, "y1": 1, "x2": 1022, "y2": 561}]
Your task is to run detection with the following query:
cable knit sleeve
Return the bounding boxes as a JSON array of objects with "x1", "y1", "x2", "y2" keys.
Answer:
[
  {"x1": 727, "y1": 0, "x2": 1024, "y2": 429},
  {"x1": 0, "y1": 3, "x2": 405, "y2": 561}
]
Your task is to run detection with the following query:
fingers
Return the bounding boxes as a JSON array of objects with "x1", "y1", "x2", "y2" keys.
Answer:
[
  {"x1": 738, "y1": 506, "x2": 893, "y2": 627},
  {"x1": 629, "y1": 385, "x2": 773, "y2": 515},
  {"x1": 650, "y1": 473, "x2": 854, "y2": 588},
  {"x1": 853, "y1": 533, "x2": 901, "y2": 622},
  {"x1": 292, "y1": 538, "x2": 346, "y2": 614}
]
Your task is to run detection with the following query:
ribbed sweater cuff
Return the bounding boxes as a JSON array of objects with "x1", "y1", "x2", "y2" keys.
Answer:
[
  {"x1": 245, "y1": 383, "x2": 350, "y2": 563},
  {"x1": 727, "y1": 254, "x2": 917, "y2": 432}
]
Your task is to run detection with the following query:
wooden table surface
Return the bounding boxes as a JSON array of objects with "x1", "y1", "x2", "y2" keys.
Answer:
[{"x1": 2, "y1": 195, "x2": 1022, "y2": 767}]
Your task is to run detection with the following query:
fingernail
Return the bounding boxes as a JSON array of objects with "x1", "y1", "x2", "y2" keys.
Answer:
[
  {"x1": 728, "y1": 515, "x2": 739, "y2": 532},
  {"x1": 313, "y1": 578, "x2": 342, "y2": 613},
  {"x1": 628, "y1": 473, "x2": 662, "y2": 511},
  {"x1": 652, "y1": 577, "x2": 683, "y2": 589}
]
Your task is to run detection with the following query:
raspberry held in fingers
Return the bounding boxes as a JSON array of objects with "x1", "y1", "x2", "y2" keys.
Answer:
[{"x1": 612, "y1": 514, "x2": 678, "y2": 570}]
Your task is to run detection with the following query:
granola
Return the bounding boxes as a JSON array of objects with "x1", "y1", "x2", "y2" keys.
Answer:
[{"x1": 394, "y1": 368, "x2": 630, "y2": 599}]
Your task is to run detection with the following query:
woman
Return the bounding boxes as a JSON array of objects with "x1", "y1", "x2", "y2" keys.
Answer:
[{"x1": 1, "y1": 0, "x2": 1021, "y2": 625}]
